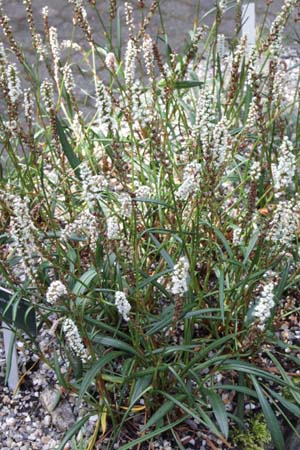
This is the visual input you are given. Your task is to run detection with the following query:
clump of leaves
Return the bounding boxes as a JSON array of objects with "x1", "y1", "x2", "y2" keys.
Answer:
[
  {"x1": 1, "y1": 0, "x2": 300, "y2": 449},
  {"x1": 233, "y1": 413, "x2": 272, "y2": 450}
]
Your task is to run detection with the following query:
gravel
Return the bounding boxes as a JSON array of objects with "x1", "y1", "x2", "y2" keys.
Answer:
[
  {"x1": 3, "y1": 291, "x2": 300, "y2": 450},
  {"x1": 0, "y1": 327, "x2": 229, "y2": 450},
  {"x1": 0, "y1": 328, "x2": 76, "y2": 450},
  {"x1": 0, "y1": 362, "x2": 103, "y2": 449}
]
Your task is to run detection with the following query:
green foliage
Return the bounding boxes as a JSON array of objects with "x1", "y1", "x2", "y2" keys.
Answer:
[
  {"x1": 233, "y1": 413, "x2": 272, "y2": 450},
  {"x1": 0, "y1": 0, "x2": 300, "y2": 448}
]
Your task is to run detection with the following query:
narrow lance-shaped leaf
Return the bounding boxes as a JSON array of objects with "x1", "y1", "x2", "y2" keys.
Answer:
[
  {"x1": 79, "y1": 351, "x2": 125, "y2": 402},
  {"x1": 56, "y1": 416, "x2": 91, "y2": 450},
  {"x1": 141, "y1": 398, "x2": 182, "y2": 432},
  {"x1": 56, "y1": 117, "x2": 81, "y2": 177},
  {"x1": 129, "y1": 374, "x2": 152, "y2": 408},
  {"x1": 250, "y1": 375, "x2": 285, "y2": 450},
  {"x1": 90, "y1": 335, "x2": 141, "y2": 356},
  {"x1": 204, "y1": 388, "x2": 229, "y2": 438},
  {"x1": 72, "y1": 269, "x2": 98, "y2": 296},
  {"x1": 118, "y1": 417, "x2": 188, "y2": 450},
  {"x1": 215, "y1": 268, "x2": 225, "y2": 324}
]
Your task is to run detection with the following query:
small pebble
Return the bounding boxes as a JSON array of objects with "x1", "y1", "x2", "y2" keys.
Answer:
[
  {"x1": 43, "y1": 415, "x2": 51, "y2": 427},
  {"x1": 6, "y1": 417, "x2": 16, "y2": 426}
]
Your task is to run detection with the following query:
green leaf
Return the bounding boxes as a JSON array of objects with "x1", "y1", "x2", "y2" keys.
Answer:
[
  {"x1": 148, "y1": 232, "x2": 174, "y2": 269},
  {"x1": 68, "y1": 351, "x2": 83, "y2": 380},
  {"x1": 118, "y1": 416, "x2": 188, "y2": 450},
  {"x1": 162, "y1": 391, "x2": 222, "y2": 437},
  {"x1": 151, "y1": 344, "x2": 198, "y2": 355},
  {"x1": 265, "y1": 386, "x2": 300, "y2": 417},
  {"x1": 91, "y1": 335, "x2": 141, "y2": 356},
  {"x1": 213, "y1": 227, "x2": 234, "y2": 259},
  {"x1": 72, "y1": 269, "x2": 97, "y2": 296},
  {"x1": 56, "y1": 117, "x2": 81, "y2": 177},
  {"x1": 78, "y1": 351, "x2": 125, "y2": 402},
  {"x1": 174, "y1": 80, "x2": 204, "y2": 89},
  {"x1": 3, "y1": 328, "x2": 16, "y2": 386},
  {"x1": 251, "y1": 375, "x2": 285, "y2": 450},
  {"x1": 116, "y1": 6, "x2": 122, "y2": 60},
  {"x1": 216, "y1": 268, "x2": 225, "y2": 324},
  {"x1": 129, "y1": 374, "x2": 152, "y2": 408},
  {"x1": 0, "y1": 287, "x2": 37, "y2": 336},
  {"x1": 158, "y1": 80, "x2": 204, "y2": 89},
  {"x1": 135, "y1": 198, "x2": 173, "y2": 209},
  {"x1": 265, "y1": 350, "x2": 300, "y2": 404},
  {"x1": 214, "y1": 383, "x2": 257, "y2": 398},
  {"x1": 242, "y1": 230, "x2": 259, "y2": 264},
  {"x1": 66, "y1": 246, "x2": 77, "y2": 275},
  {"x1": 243, "y1": 86, "x2": 252, "y2": 124},
  {"x1": 146, "y1": 305, "x2": 174, "y2": 335},
  {"x1": 141, "y1": 398, "x2": 178, "y2": 431},
  {"x1": 184, "y1": 335, "x2": 235, "y2": 374},
  {"x1": 184, "y1": 308, "x2": 221, "y2": 319},
  {"x1": 85, "y1": 316, "x2": 130, "y2": 341},
  {"x1": 237, "y1": 372, "x2": 246, "y2": 424},
  {"x1": 56, "y1": 415, "x2": 91, "y2": 450},
  {"x1": 275, "y1": 262, "x2": 290, "y2": 304},
  {"x1": 222, "y1": 360, "x2": 290, "y2": 387},
  {"x1": 64, "y1": 233, "x2": 87, "y2": 242},
  {"x1": 138, "y1": 268, "x2": 173, "y2": 289},
  {"x1": 101, "y1": 373, "x2": 123, "y2": 384},
  {"x1": 125, "y1": 364, "x2": 170, "y2": 382},
  {"x1": 204, "y1": 389, "x2": 229, "y2": 438},
  {"x1": 53, "y1": 349, "x2": 68, "y2": 388}
]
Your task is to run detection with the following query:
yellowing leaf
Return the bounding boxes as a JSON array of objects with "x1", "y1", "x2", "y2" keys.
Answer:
[
  {"x1": 101, "y1": 407, "x2": 108, "y2": 435},
  {"x1": 120, "y1": 405, "x2": 145, "y2": 412}
]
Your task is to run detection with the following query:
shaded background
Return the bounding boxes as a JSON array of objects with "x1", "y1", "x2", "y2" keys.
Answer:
[
  {"x1": 0, "y1": 1, "x2": 299, "y2": 117},
  {"x1": 1, "y1": 1, "x2": 300, "y2": 53}
]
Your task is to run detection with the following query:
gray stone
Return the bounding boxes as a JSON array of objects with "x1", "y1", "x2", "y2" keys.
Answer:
[
  {"x1": 41, "y1": 436, "x2": 50, "y2": 444},
  {"x1": 43, "y1": 414, "x2": 51, "y2": 427},
  {"x1": 14, "y1": 433, "x2": 24, "y2": 443},
  {"x1": 5, "y1": 417, "x2": 16, "y2": 426},
  {"x1": 39, "y1": 387, "x2": 61, "y2": 413},
  {"x1": 28, "y1": 433, "x2": 37, "y2": 441},
  {"x1": 51, "y1": 401, "x2": 75, "y2": 432}
]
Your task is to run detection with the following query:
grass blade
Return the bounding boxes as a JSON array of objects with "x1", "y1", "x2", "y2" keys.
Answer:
[
  {"x1": 204, "y1": 388, "x2": 229, "y2": 438},
  {"x1": 118, "y1": 417, "x2": 188, "y2": 450},
  {"x1": 72, "y1": 269, "x2": 97, "y2": 295},
  {"x1": 141, "y1": 398, "x2": 181, "y2": 431},
  {"x1": 216, "y1": 268, "x2": 225, "y2": 324},
  {"x1": 91, "y1": 335, "x2": 141, "y2": 356},
  {"x1": 130, "y1": 374, "x2": 152, "y2": 408},
  {"x1": 250, "y1": 375, "x2": 285, "y2": 450},
  {"x1": 78, "y1": 351, "x2": 125, "y2": 402},
  {"x1": 56, "y1": 117, "x2": 81, "y2": 177},
  {"x1": 56, "y1": 415, "x2": 91, "y2": 450}
]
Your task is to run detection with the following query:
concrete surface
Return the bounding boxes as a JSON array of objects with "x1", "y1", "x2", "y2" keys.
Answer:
[
  {"x1": 0, "y1": 1, "x2": 299, "y2": 116},
  {"x1": 1, "y1": 1, "x2": 299, "y2": 53}
]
